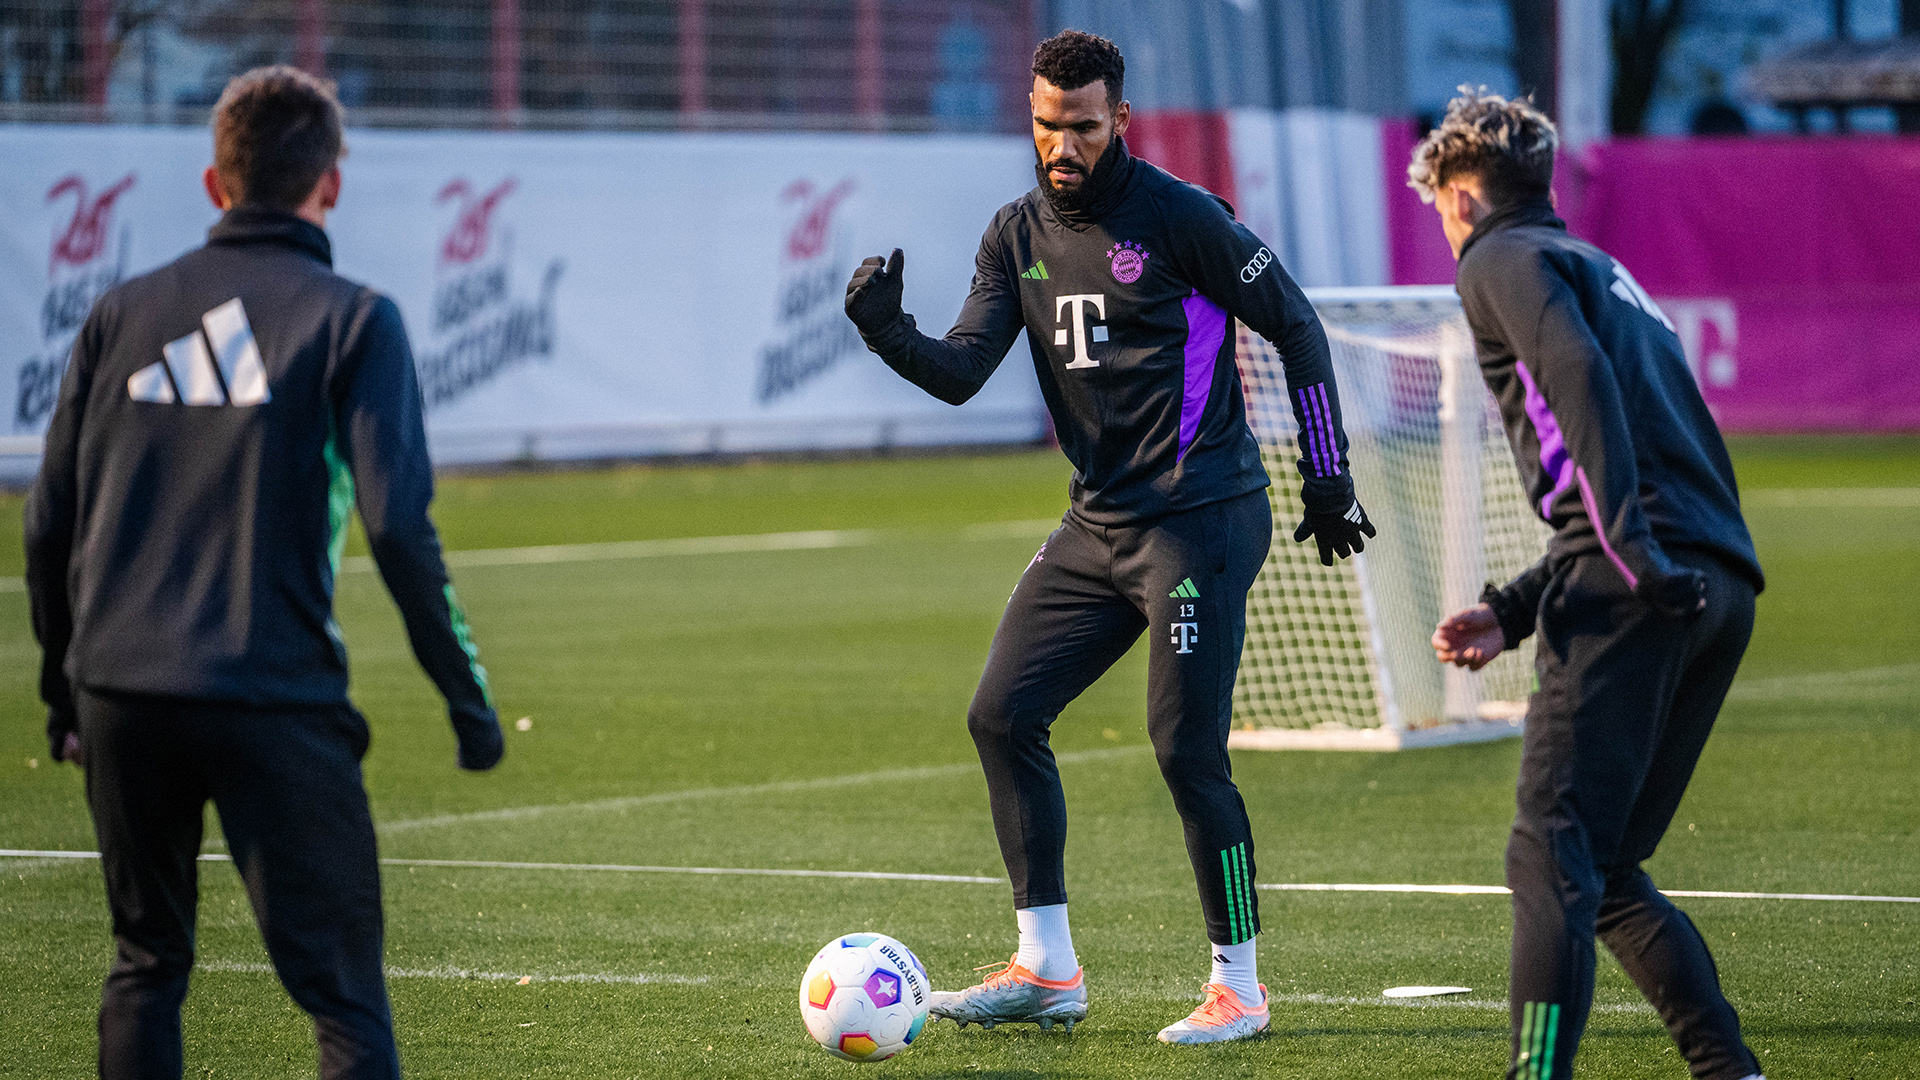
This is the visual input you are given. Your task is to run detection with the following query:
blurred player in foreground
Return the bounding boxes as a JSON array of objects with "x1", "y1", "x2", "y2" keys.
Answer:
[
  {"x1": 25, "y1": 67, "x2": 502, "y2": 1079},
  {"x1": 1417, "y1": 91, "x2": 1767, "y2": 1080},
  {"x1": 844, "y1": 30, "x2": 1373, "y2": 1045}
]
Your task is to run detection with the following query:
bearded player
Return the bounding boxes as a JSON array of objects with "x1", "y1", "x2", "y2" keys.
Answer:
[
  {"x1": 1418, "y1": 91, "x2": 1767, "y2": 1080},
  {"x1": 843, "y1": 30, "x2": 1372, "y2": 1044}
]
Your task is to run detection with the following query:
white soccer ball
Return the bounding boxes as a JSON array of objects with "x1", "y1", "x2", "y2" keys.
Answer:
[{"x1": 798, "y1": 933, "x2": 931, "y2": 1062}]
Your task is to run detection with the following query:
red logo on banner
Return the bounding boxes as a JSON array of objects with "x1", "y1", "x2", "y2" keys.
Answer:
[
  {"x1": 436, "y1": 178, "x2": 519, "y2": 266},
  {"x1": 781, "y1": 178, "x2": 856, "y2": 262},
  {"x1": 46, "y1": 173, "x2": 136, "y2": 275}
]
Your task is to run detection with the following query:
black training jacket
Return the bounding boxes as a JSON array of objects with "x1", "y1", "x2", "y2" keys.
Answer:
[
  {"x1": 25, "y1": 208, "x2": 495, "y2": 751},
  {"x1": 855, "y1": 140, "x2": 1354, "y2": 525},
  {"x1": 1455, "y1": 201, "x2": 1764, "y2": 646}
]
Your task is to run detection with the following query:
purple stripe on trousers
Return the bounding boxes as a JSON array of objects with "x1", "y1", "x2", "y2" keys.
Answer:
[
  {"x1": 1179, "y1": 290, "x2": 1228, "y2": 461},
  {"x1": 1511, "y1": 361, "x2": 1577, "y2": 518},
  {"x1": 1576, "y1": 466, "x2": 1640, "y2": 590},
  {"x1": 1312, "y1": 383, "x2": 1341, "y2": 476},
  {"x1": 1296, "y1": 388, "x2": 1327, "y2": 476}
]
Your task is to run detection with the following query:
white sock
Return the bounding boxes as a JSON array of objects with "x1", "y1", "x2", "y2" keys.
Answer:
[
  {"x1": 1014, "y1": 904, "x2": 1078, "y2": 982},
  {"x1": 1208, "y1": 938, "x2": 1260, "y2": 1003}
]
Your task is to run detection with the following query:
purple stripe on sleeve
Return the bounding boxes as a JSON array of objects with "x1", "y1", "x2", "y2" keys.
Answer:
[
  {"x1": 1295, "y1": 388, "x2": 1326, "y2": 476},
  {"x1": 1179, "y1": 290, "x2": 1228, "y2": 461},
  {"x1": 1576, "y1": 466, "x2": 1640, "y2": 590},
  {"x1": 1511, "y1": 361, "x2": 1577, "y2": 519},
  {"x1": 1312, "y1": 383, "x2": 1342, "y2": 476}
]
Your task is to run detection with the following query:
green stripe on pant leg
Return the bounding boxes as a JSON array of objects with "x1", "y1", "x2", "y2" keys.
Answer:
[
  {"x1": 1219, "y1": 847, "x2": 1242, "y2": 941},
  {"x1": 1517, "y1": 1002, "x2": 1536, "y2": 1079},
  {"x1": 1236, "y1": 845, "x2": 1251, "y2": 937},
  {"x1": 1536, "y1": 999, "x2": 1551, "y2": 1076},
  {"x1": 1233, "y1": 844, "x2": 1250, "y2": 942},
  {"x1": 1239, "y1": 844, "x2": 1257, "y2": 937}
]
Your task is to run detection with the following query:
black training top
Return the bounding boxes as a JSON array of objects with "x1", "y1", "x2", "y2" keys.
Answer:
[
  {"x1": 25, "y1": 208, "x2": 495, "y2": 737},
  {"x1": 855, "y1": 140, "x2": 1354, "y2": 525},
  {"x1": 1455, "y1": 201, "x2": 1764, "y2": 646}
]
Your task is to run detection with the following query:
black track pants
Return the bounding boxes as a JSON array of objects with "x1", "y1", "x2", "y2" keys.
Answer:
[
  {"x1": 1506, "y1": 551, "x2": 1762, "y2": 1080},
  {"x1": 967, "y1": 490, "x2": 1273, "y2": 946},
  {"x1": 79, "y1": 689, "x2": 400, "y2": 1080}
]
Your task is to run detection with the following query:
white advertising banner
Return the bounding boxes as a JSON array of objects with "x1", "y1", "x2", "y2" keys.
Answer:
[{"x1": 0, "y1": 125, "x2": 1044, "y2": 475}]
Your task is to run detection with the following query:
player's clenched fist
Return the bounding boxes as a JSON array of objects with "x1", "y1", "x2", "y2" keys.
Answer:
[{"x1": 845, "y1": 248, "x2": 905, "y2": 335}]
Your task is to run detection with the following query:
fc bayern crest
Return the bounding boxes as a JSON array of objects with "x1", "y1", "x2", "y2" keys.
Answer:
[{"x1": 1107, "y1": 240, "x2": 1148, "y2": 284}]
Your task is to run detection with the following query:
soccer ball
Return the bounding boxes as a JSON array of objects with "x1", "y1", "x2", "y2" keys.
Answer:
[{"x1": 798, "y1": 933, "x2": 931, "y2": 1062}]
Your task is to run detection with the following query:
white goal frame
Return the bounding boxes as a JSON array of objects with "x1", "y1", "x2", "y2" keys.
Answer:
[{"x1": 1227, "y1": 285, "x2": 1549, "y2": 751}]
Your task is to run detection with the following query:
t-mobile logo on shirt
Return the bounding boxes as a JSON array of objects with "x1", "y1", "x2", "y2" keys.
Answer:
[{"x1": 1053, "y1": 293, "x2": 1108, "y2": 370}]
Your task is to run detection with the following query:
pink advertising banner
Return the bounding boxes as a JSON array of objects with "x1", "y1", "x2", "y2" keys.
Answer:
[{"x1": 1387, "y1": 129, "x2": 1920, "y2": 432}]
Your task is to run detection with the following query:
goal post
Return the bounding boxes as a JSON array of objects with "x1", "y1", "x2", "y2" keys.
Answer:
[{"x1": 1229, "y1": 286, "x2": 1550, "y2": 750}]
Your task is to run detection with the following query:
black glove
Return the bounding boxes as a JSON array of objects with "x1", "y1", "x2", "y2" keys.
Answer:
[
  {"x1": 845, "y1": 248, "x2": 905, "y2": 336},
  {"x1": 1292, "y1": 499, "x2": 1376, "y2": 566},
  {"x1": 47, "y1": 707, "x2": 77, "y2": 763},
  {"x1": 1636, "y1": 567, "x2": 1707, "y2": 618},
  {"x1": 453, "y1": 707, "x2": 504, "y2": 771}
]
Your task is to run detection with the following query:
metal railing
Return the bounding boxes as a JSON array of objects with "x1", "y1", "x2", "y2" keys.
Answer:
[{"x1": 0, "y1": 0, "x2": 1035, "y2": 132}]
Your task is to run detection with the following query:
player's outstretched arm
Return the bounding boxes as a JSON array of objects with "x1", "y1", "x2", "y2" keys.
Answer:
[
  {"x1": 844, "y1": 226, "x2": 1024, "y2": 405},
  {"x1": 335, "y1": 294, "x2": 503, "y2": 771}
]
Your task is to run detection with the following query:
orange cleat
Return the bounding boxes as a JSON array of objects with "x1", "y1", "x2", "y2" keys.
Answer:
[{"x1": 1157, "y1": 983, "x2": 1270, "y2": 1044}]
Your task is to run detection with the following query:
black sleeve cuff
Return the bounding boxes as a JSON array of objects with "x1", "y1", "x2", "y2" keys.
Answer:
[
  {"x1": 1480, "y1": 582, "x2": 1536, "y2": 650},
  {"x1": 1298, "y1": 473, "x2": 1356, "y2": 516}
]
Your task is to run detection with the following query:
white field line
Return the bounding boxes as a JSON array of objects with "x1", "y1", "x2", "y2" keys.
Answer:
[
  {"x1": 1743, "y1": 486, "x2": 1920, "y2": 508},
  {"x1": 1260, "y1": 882, "x2": 1920, "y2": 904},
  {"x1": 0, "y1": 849, "x2": 998, "y2": 885},
  {"x1": 1259, "y1": 991, "x2": 1651, "y2": 1016},
  {"x1": 376, "y1": 745, "x2": 1149, "y2": 834},
  {"x1": 0, "y1": 519, "x2": 1062, "y2": 592},
  {"x1": 195, "y1": 959, "x2": 705, "y2": 985},
  {"x1": 9, "y1": 850, "x2": 1915, "y2": 904}
]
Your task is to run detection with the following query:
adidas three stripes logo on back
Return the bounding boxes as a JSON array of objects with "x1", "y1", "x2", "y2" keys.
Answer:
[{"x1": 127, "y1": 298, "x2": 271, "y2": 406}]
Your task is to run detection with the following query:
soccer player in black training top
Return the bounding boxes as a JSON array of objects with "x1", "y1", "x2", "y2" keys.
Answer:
[
  {"x1": 1418, "y1": 92, "x2": 1767, "y2": 1080},
  {"x1": 845, "y1": 31, "x2": 1373, "y2": 1044},
  {"x1": 25, "y1": 68, "x2": 502, "y2": 1080}
]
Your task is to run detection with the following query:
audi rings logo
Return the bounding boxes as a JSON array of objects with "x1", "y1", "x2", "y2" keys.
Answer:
[{"x1": 1239, "y1": 247, "x2": 1274, "y2": 284}]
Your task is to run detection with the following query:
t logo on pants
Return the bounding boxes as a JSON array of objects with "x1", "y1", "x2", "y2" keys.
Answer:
[{"x1": 1171, "y1": 622, "x2": 1199, "y2": 654}]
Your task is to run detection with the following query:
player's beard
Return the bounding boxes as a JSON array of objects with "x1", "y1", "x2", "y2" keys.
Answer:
[{"x1": 1035, "y1": 134, "x2": 1124, "y2": 215}]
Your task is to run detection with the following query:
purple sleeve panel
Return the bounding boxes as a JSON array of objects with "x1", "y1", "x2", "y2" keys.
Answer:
[
  {"x1": 1512, "y1": 360, "x2": 1578, "y2": 519},
  {"x1": 1178, "y1": 290, "x2": 1228, "y2": 461},
  {"x1": 1293, "y1": 382, "x2": 1342, "y2": 478}
]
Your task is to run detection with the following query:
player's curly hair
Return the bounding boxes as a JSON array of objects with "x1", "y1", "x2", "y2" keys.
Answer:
[
  {"x1": 1407, "y1": 87, "x2": 1558, "y2": 207},
  {"x1": 1031, "y1": 29, "x2": 1125, "y2": 107},
  {"x1": 212, "y1": 65, "x2": 346, "y2": 211}
]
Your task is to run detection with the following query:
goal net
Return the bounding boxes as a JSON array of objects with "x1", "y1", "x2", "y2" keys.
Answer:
[{"x1": 1229, "y1": 286, "x2": 1551, "y2": 750}]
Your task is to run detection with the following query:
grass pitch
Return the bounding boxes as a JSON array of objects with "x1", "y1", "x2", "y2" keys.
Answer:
[{"x1": 2, "y1": 438, "x2": 1916, "y2": 1078}]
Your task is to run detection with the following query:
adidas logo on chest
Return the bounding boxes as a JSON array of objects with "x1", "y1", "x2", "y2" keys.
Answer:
[{"x1": 128, "y1": 298, "x2": 271, "y2": 406}]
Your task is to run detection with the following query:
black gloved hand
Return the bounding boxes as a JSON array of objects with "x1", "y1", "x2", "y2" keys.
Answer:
[
  {"x1": 1636, "y1": 567, "x2": 1708, "y2": 618},
  {"x1": 47, "y1": 707, "x2": 77, "y2": 764},
  {"x1": 1292, "y1": 499, "x2": 1377, "y2": 566},
  {"x1": 453, "y1": 707, "x2": 505, "y2": 771},
  {"x1": 845, "y1": 248, "x2": 905, "y2": 336}
]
